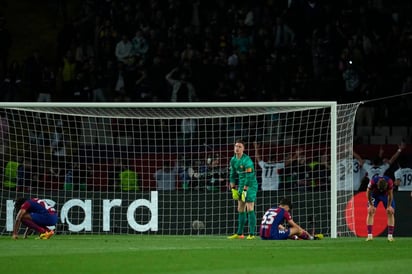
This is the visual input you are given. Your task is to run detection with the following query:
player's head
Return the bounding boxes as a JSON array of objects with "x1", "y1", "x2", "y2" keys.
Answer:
[
  {"x1": 377, "y1": 178, "x2": 388, "y2": 192},
  {"x1": 372, "y1": 156, "x2": 383, "y2": 166},
  {"x1": 397, "y1": 155, "x2": 408, "y2": 168},
  {"x1": 14, "y1": 197, "x2": 27, "y2": 210},
  {"x1": 279, "y1": 197, "x2": 293, "y2": 211},
  {"x1": 234, "y1": 139, "x2": 245, "y2": 154}
]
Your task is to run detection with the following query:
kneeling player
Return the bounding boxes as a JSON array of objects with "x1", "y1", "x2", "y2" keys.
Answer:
[
  {"x1": 12, "y1": 197, "x2": 58, "y2": 240},
  {"x1": 260, "y1": 198, "x2": 323, "y2": 240}
]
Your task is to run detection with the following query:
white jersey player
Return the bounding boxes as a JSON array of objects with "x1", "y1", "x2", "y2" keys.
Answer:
[
  {"x1": 394, "y1": 167, "x2": 412, "y2": 191},
  {"x1": 353, "y1": 143, "x2": 405, "y2": 180},
  {"x1": 337, "y1": 158, "x2": 367, "y2": 191},
  {"x1": 257, "y1": 161, "x2": 285, "y2": 190},
  {"x1": 253, "y1": 142, "x2": 297, "y2": 191}
]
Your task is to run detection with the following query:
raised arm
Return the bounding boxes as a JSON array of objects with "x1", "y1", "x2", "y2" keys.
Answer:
[
  {"x1": 353, "y1": 150, "x2": 364, "y2": 166},
  {"x1": 387, "y1": 142, "x2": 406, "y2": 165},
  {"x1": 253, "y1": 141, "x2": 262, "y2": 162}
]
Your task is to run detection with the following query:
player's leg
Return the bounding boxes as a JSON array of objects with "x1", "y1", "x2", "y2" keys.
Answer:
[
  {"x1": 228, "y1": 200, "x2": 246, "y2": 239},
  {"x1": 385, "y1": 198, "x2": 395, "y2": 242},
  {"x1": 22, "y1": 213, "x2": 48, "y2": 234},
  {"x1": 32, "y1": 213, "x2": 58, "y2": 239},
  {"x1": 366, "y1": 197, "x2": 378, "y2": 241},
  {"x1": 245, "y1": 186, "x2": 257, "y2": 239},
  {"x1": 23, "y1": 227, "x2": 34, "y2": 239},
  {"x1": 289, "y1": 227, "x2": 311, "y2": 239}
]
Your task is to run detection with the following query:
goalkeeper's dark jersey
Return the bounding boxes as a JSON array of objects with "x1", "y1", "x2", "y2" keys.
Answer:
[{"x1": 229, "y1": 153, "x2": 258, "y2": 189}]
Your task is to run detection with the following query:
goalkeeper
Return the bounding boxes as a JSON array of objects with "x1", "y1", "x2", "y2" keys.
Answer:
[{"x1": 228, "y1": 139, "x2": 258, "y2": 240}]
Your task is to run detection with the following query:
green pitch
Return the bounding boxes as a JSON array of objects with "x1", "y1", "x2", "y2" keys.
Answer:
[{"x1": 1, "y1": 235, "x2": 411, "y2": 274}]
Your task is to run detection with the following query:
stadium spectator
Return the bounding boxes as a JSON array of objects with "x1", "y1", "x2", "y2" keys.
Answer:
[
  {"x1": 154, "y1": 161, "x2": 178, "y2": 191},
  {"x1": 365, "y1": 175, "x2": 396, "y2": 242},
  {"x1": 180, "y1": 118, "x2": 197, "y2": 146},
  {"x1": 281, "y1": 149, "x2": 310, "y2": 190},
  {"x1": 205, "y1": 154, "x2": 227, "y2": 192},
  {"x1": 2, "y1": 60, "x2": 22, "y2": 101},
  {"x1": 273, "y1": 16, "x2": 295, "y2": 52},
  {"x1": 0, "y1": 110, "x2": 9, "y2": 147},
  {"x1": 3, "y1": 160, "x2": 19, "y2": 189},
  {"x1": 59, "y1": 50, "x2": 76, "y2": 101},
  {"x1": 177, "y1": 155, "x2": 194, "y2": 191},
  {"x1": 119, "y1": 164, "x2": 139, "y2": 191},
  {"x1": 1, "y1": 1, "x2": 412, "y2": 142},
  {"x1": 308, "y1": 154, "x2": 330, "y2": 190},
  {"x1": 0, "y1": 16, "x2": 11, "y2": 79},
  {"x1": 228, "y1": 139, "x2": 258, "y2": 240},
  {"x1": 17, "y1": 159, "x2": 33, "y2": 192},
  {"x1": 115, "y1": 34, "x2": 133, "y2": 64},
  {"x1": 131, "y1": 29, "x2": 149, "y2": 60},
  {"x1": 260, "y1": 197, "x2": 323, "y2": 240},
  {"x1": 166, "y1": 66, "x2": 197, "y2": 102},
  {"x1": 12, "y1": 197, "x2": 57, "y2": 240}
]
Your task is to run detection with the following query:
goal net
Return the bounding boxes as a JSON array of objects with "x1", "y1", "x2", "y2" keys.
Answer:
[{"x1": 0, "y1": 102, "x2": 360, "y2": 237}]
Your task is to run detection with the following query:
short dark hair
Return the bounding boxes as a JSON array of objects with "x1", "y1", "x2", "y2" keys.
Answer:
[
  {"x1": 235, "y1": 139, "x2": 245, "y2": 146},
  {"x1": 377, "y1": 178, "x2": 388, "y2": 192},
  {"x1": 279, "y1": 197, "x2": 293, "y2": 209},
  {"x1": 14, "y1": 197, "x2": 27, "y2": 210}
]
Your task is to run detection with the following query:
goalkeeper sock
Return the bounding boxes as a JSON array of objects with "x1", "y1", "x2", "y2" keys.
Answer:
[
  {"x1": 247, "y1": 211, "x2": 256, "y2": 236},
  {"x1": 237, "y1": 212, "x2": 247, "y2": 235}
]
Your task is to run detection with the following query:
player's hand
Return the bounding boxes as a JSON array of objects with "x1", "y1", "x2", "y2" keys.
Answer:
[
  {"x1": 367, "y1": 205, "x2": 376, "y2": 214},
  {"x1": 386, "y1": 206, "x2": 394, "y2": 214},
  {"x1": 241, "y1": 190, "x2": 247, "y2": 202},
  {"x1": 231, "y1": 188, "x2": 239, "y2": 200}
]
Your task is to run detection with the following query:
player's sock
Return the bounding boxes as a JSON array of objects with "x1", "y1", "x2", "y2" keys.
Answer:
[
  {"x1": 22, "y1": 219, "x2": 47, "y2": 234},
  {"x1": 388, "y1": 225, "x2": 394, "y2": 235},
  {"x1": 237, "y1": 212, "x2": 247, "y2": 235},
  {"x1": 247, "y1": 211, "x2": 256, "y2": 236},
  {"x1": 299, "y1": 231, "x2": 311, "y2": 240},
  {"x1": 367, "y1": 225, "x2": 373, "y2": 235}
]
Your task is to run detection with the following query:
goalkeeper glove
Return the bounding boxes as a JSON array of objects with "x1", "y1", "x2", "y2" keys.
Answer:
[
  {"x1": 241, "y1": 189, "x2": 247, "y2": 202},
  {"x1": 231, "y1": 188, "x2": 239, "y2": 200}
]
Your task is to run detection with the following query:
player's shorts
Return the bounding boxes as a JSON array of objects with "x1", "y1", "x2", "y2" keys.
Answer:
[
  {"x1": 238, "y1": 184, "x2": 258, "y2": 203},
  {"x1": 30, "y1": 212, "x2": 58, "y2": 227},
  {"x1": 260, "y1": 229, "x2": 291, "y2": 240},
  {"x1": 370, "y1": 194, "x2": 395, "y2": 209}
]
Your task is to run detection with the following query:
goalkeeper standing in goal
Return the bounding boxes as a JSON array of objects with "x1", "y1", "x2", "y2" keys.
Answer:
[{"x1": 228, "y1": 139, "x2": 258, "y2": 240}]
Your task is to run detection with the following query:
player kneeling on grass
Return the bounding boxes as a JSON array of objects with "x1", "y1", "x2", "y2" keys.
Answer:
[
  {"x1": 259, "y1": 198, "x2": 323, "y2": 240},
  {"x1": 12, "y1": 197, "x2": 57, "y2": 240}
]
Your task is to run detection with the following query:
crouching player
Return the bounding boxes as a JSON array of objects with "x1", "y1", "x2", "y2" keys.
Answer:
[
  {"x1": 12, "y1": 197, "x2": 58, "y2": 240},
  {"x1": 260, "y1": 198, "x2": 323, "y2": 240}
]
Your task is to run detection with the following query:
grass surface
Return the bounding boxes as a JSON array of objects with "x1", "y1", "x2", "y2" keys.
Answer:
[{"x1": 1, "y1": 235, "x2": 411, "y2": 274}]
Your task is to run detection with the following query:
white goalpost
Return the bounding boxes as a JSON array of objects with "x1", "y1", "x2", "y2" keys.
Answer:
[{"x1": 0, "y1": 102, "x2": 361, "y2": 238}]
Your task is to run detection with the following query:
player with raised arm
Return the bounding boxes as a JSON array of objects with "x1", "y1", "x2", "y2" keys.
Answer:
[
  {"x1": 253, "y1": 141, "x2": 297, "y2": 190},
  {"x1": 228, "y1": 139, "x2": 258, "y2": 240},
  {"x1": 366, "y1": 176, "x2": 396, "y2": 242},
  {"x1": 12, "y1": 197, "x2": 58, "y2": 240},
  {"x1": 260, "y1": 198, "x2": 323, "y2": 240},
  {"x1": 354, "y1": 143, "x2": 405, "y2": 180}
]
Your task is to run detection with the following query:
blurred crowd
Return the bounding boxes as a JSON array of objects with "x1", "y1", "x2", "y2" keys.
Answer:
[{"x1": 1, "y1": 0, "x2": 412, "y2": 125}]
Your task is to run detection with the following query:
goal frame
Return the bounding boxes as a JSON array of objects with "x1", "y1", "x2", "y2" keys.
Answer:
[{"x1": 0, "y1": 101, "x2": 339, "y2": 238}]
